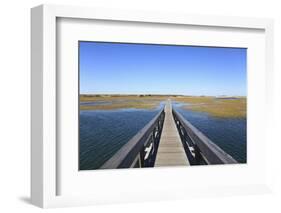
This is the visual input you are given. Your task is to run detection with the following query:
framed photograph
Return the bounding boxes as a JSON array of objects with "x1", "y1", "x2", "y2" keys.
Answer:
[{"x1": 31, "y1": 4, "x2": 274, "y2": 208}]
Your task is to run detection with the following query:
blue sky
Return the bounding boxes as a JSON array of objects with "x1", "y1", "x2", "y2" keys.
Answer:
[{"x1": 79, "y1": 41, "x2": 246, "y2": 96}]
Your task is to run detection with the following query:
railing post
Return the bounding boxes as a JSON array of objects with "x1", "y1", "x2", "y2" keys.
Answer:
[
  {"x1": 139, "y1": 145, "x2": 146, "y2": 167},
  {"x1": 193, "y1": 145, "x2": 202, "y2": 164}
]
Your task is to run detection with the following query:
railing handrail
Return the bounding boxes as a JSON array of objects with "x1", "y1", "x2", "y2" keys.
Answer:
[
  {"x1": 172, "y1": 109, "x2": 237, "y2": 164},
  {"x1": 100, "y1": 108, "x2": 165, "y2": 169}
]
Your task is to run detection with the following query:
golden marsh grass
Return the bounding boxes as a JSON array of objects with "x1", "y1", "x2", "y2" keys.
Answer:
[
  {"x1": 80, "y1": 95, "x2": 246, "y2": 118},
  {"x1": 80, "y1": 95, "x2": 167, "y2": 110},
  {"x1": 171, "y1": 96, "x2": 246, "y2": 118}
]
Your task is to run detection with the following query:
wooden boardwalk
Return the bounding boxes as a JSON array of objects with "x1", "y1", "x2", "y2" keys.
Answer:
[{"x1": 155, "y1": 100, "x2": 190, "y2": 167}]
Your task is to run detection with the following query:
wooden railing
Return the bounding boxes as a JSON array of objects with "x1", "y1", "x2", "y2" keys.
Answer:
[
  {"x1": 100, "y1": 109, "x2": 165, "y2": 169},
  {"x1": 172, "y1": 109, "x2": 237, "y2": 165}
]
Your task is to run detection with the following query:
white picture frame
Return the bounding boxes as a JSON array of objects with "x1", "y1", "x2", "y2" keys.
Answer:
[{"x1": 31, "y1": 4, "x2": 274, "y2": 208}]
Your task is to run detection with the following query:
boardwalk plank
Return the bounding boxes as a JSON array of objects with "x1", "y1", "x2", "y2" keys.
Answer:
[{"x1": 155, "y1": 100, "x2": 189, "y2": 167}]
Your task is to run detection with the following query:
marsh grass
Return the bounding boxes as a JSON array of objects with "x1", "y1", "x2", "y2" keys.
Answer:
[
  {"x1": 80, "y1": 95, "x2": 246, "y2": 118},
  {"x1": 172, "y1": 96, "x2": 246, "y2": 118},
  {"x1": 80, "y1": 95, "x2": 167, "y2": 110}
]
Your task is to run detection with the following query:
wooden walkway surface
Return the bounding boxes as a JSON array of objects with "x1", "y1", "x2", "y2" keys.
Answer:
[{"x1": 155, "y1": 100, "x2": 190, "y2": 167}]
